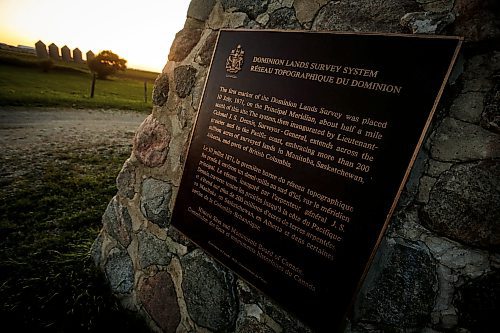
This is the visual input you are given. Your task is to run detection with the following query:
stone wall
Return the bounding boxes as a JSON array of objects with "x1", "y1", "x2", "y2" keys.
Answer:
[{"x1": 91, "y1": 1, "x2": 499, "y2": 332}]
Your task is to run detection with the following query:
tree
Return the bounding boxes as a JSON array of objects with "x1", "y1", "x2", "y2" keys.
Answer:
[{"x1": 88, "y1": 50, "x2": 127, "y2": 79}]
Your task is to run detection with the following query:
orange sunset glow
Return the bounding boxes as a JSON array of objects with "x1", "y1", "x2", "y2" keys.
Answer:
[{"x1": 0, "y1": 0, "x2": 192, "y2": 72}]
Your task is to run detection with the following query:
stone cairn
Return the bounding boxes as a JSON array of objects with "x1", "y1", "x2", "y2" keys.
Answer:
[
  {"x1": 35, "y1": 40, "x2": 48, "y2": 58},
  {"x1": 92, "y1": 1, "x2": 499, "y2": 332},
  {"x1": 48, "y1": 43, "x2": 59, "y2": 60},
  {"x1": 61, "y1": 45, "x2": 71, "y2": 62},
  {"x1": 73, "y1": 48, "x2": 83, "y2": 63}
]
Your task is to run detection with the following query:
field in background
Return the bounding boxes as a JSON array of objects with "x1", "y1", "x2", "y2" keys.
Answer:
[{"x1": 0, "y1": 50, "x2": 158, "y2": 112}]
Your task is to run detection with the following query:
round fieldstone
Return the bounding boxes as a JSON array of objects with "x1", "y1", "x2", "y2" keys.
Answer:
[
  {"x1": 356, "y1": 239, "x2": 437, "y2": 328},
  {"x1": 168, "y1": 27, "x2": 203, "y2": 62},
  {"x1": 137, "y1": 230, "x2": 172, "y2": 269},
  {"x1": 139, "y1": 271, "x2": 181, "y2": 332},
  {"x1": 421, "y1": 160, "x2": 500, "y2": 249},
  {"x1": 116, "y1": 159, "x2": 136, "y2": 199},
  {"x1": 152, "y1": 74, "x2": 169, "y2": 107},
  {"x1": 102, "y1": 197, "x2": 132, "y2": 248},
  {"x1": 140, "y1": 177, "x2": 172, "y2": 228},
  {"x1": 174, "y1": 65, "x2": 197, "y2": 98},
  {"x1": 455, "y1": 270, "x2": 500, "y2": 332},
  {"x1": 181, "y1": 249, "x2": 237, "y2": 331},
  {"x1": 265, "y1": 8, "x2": 301, "y2": 29},
  {"x1": 133, "y1": 115, "x2": 171, "y2": 168},
  {"x1": 221, "y1": 0, "x2": 268, "y2": 20},
  {"x1": 105, "y1": 248, "x2": 134, "y2": 294}
]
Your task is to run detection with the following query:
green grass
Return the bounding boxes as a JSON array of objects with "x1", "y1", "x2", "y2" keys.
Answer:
[
  {"x1": 0, "y1": 60, "x2": 157, "y2": 111},
  {"x1": 0, "y1": 149, "x2": 151, "y2": 332}
]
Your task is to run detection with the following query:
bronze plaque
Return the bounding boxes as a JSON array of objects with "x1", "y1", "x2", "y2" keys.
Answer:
[{"x1": 172, "y1": 30, "x2": 461, "y2": 332}]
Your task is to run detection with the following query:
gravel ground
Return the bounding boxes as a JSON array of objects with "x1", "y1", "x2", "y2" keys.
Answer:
[{"x1": 0, "y1": 107, "x2": 147, "y2": 182}]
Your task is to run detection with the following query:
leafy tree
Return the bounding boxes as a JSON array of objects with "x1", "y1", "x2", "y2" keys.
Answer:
[{"x1": 88, "y1": 50, "x2": 127, "y2": 79}]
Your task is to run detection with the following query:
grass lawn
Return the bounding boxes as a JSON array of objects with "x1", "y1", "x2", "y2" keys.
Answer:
[
  {"x1": 0, "y1": 63, "x2": 157, "y2": 112},
  {"x1": 0, "y1": 148, "x2": 151, "y2": 332}
]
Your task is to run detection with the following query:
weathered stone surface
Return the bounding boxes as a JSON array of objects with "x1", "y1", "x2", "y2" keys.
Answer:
[
  {"x1": 221, "y1": 0, "x2": 268, "y2": 20},
  {"x1": 197, "y1": 31, "x2": 218, "y2": 66},
  {"x1": 116, "y1": 159, "x2": 136, "y2": 199},
  {"x1": 105, "y1": 248, "x2": 134, "y2": 294},
  {"x1": 421, "y1": 160, "x2": 500, "y2": 249},
  {"x1": 427, "y1": 159, "x2": 452, "y2": 177},
  {"x1": 312, "y1": 0, "x2": 419, "y2": 33},
  {"x1": 293, "y1": 0, "x2": 328, "y2": 24},
  {"x1": 139, "y1": 271, "x2": 181, "y2": 332},
  {"x1": 452, "y1": 0, "x2": 500, "y2": 42},
  {"x1": 417, "y1": 0, "x2": 454, "y2": 12},
  {"x1": 137, "y1": 230, "x2": 172, "y2": 268},
  {"x1": 187, "y1": 0, "x2": 216, "y2": 21},
  {"x1": 450, "y1": 92, "x2": 484, "y2": 123},
  {"x1": 236, "y1": 317, "x2": 274, "y2": 333},
  {"x1": 61, "y1": 45, "x2": 71, "y2": 62},
  {"x1": 481, "y1": 77, "x2": 500, "y2": 133},
  {"x1": 133, "y1": 115, "x2": 170, "y2": 167},
  {"x1": 455, "y1": 270, "x2": 500, "y2": 332},
  {"x1": 355, "y1": 239, "x2": 436, "y2": 328},
  {"x1": 72, "y1": 48, "x2": 83, "y2": 63},
  {"x1": 152, "y1": 73, "x2": 169, "y2": 106},
  {"x1": 265, "y1": 8, "x2": 301, "y2": 29},
  {"x1": 181, "y1": 249, "x2": 237, "y2": 331},
  {"x1": 400, "y1": 11, "x2": 455, "y2": 34},
  {"x1": 35, "y1": 40, "x2": 48, "y2": 58},
  {"x1": 168, "y1": 26, "x2": 203, "y2": 62},
  {"x1": 225, "y1": 12, "x2": 249, "y2": 28},
  {"x1": 90, "y1": 231, "x2": 104, "y2": 266},
  {"x1": 174, "y1": 65, "x2": 197, "y2": 98},
  {"x1": 102, "y1": 197, "x2": 132, "y2": 247},
  {"x1": 48, "y1": 43, "x2": 59, "y2": 60},
  {"x1": 140, "y1": 177, "x2": 172, "y2": 227},
  {"x1": 417, "y1": 175, "x2": 437, "y2": 204},
  {"x1": 430, "y1": 117, "x2": 500, "y2": 162}
]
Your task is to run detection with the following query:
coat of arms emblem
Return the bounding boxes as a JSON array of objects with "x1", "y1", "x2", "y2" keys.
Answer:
[{"x1": 226, "y1": 45, "x2": 245, "y2": 74}]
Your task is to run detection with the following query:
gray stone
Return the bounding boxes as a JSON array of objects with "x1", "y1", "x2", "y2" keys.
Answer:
[
  {"x1": 265, "y1": 8, "x2": 301, "y2": 29},
  {"x1": 450, "y1": 92, "x2": 484, "y2": 123},
  {"x1": 48, "y1": 43, "x2": 59, "y2": 60},
  {"x1": 102, "y1": 197, "x2": 132, "y2": 247},
  {"x1": 72, "y1": 48, "x2": 83, "y2": 63},
  {"x1": 455, "y1": 270, "x2": 500, "y2": 332},
  {"x1": 137, "y1": 230, "x2": 172, "y2": 268},
  {"x1": 133, "y1": 115, "x2": 171, "y2": 168},
  {"x1": 168, "y1": 26, "x2": 203, "y2": 62},
  {"x1": 452, "y1": 0, "x2": 500, "y2": 42},
  {"x1": 177, "y1": 107, "x2": 188, "y2": 129},
  {"x1": 427, "y1": 159, "x2": 452, "y2": 177},
  {"x1": 187, "y1": 0, "x2": 216, "y2": 22},
  {"x1": 35, "y1": 40, "x2": 48, "y2": 58},
  {"x1": 105, "y1": 248, "x2": 134, "y2": 294},
  {"x1": 139, "y1": 271, "x2": 181, "y2": 332},
  {"x1": 481, "y1": 77, "x2": 499, "y2": 133},
  {"x1": 294, "y1": 0, "x2": 328, "y2": 24},
  {"x1": 421, "y1": 160, "x2": 500, "y2": 249},
  {"x1": 221, "y1": 0, "x2": 268, "y2": 20},
  {"x1": 61, "y1": 45, "x2": 71, "y2": 62},
  {"x1": 152, "y1": 73, "x2": 169, "y2": 107},
  {"x1": 181, "y1": 249, "x2": 237, "y2": 331},
  {"x1": 236, "y1": 317, "x2": 274, "y2": 333},
  {"x1": 400, "y1": 11, "x2": 455, "y2": 34},
  {"x1": 416, "y1": 0, "x2": 454, "y2": 12},
  {"x1": 174, "y1": 65, "x2": 197, "y2": 98},
  {"x1": 417, "y1": 175, "x2": 437, "y2": 204},
  {"x1": 197, "y1": 31, "x2": 218, "y2": 66},
  {"x1": 225, "y1": 12, "x2": 249, "y2": 28},
  {"x1": 116, "y1": 159, "x2": 136, "y2": 199},
  {"x1": 90, "y1": 231, "x2": 104, "y2": 266},
  {"x1": 312, "y1": 0, "x2": 419, "y2": 33},
  {"x1": 355, "y1": 239, "x2": 437, "y2": 328},
  {"x1": 140, "y1": 177, "x2": 172, "y2": 228},
  {"x1": 430, "y1": 117, "x2": 500, "y2": 162}
]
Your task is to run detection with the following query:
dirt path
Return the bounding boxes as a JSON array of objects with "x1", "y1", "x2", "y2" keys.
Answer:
[{"x1": 0, "y1": 107, "x2": 147, "y2": 181}]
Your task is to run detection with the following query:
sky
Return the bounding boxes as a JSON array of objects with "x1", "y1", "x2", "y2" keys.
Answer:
[{"x1": 0, "y1": 0, "x2": 192, "y2": 72}]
